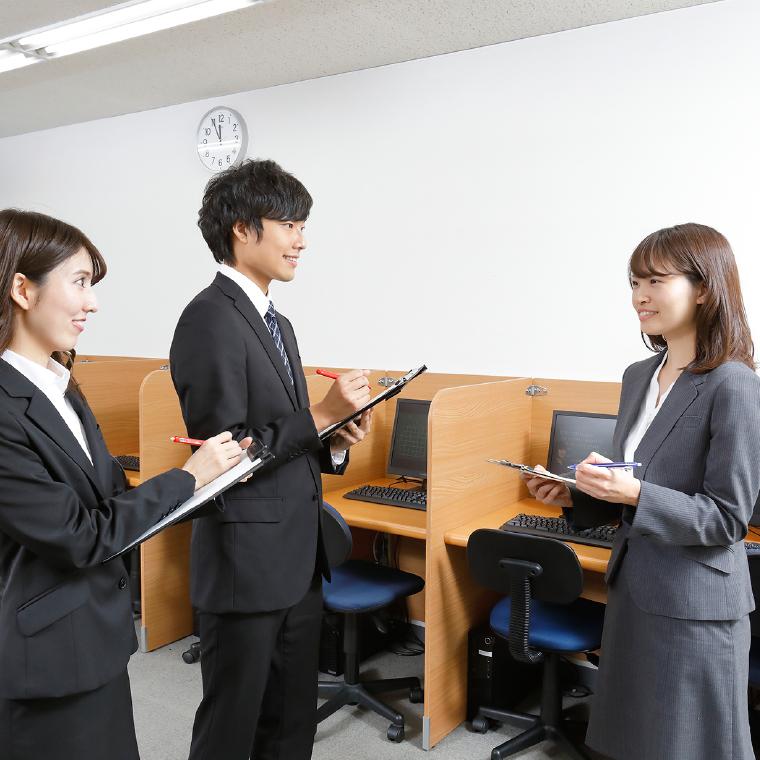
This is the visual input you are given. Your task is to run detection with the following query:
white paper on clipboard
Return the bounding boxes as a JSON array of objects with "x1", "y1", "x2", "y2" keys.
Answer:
[{"x1": 487, "y1": 459, "x2": 576, "y2": 485}]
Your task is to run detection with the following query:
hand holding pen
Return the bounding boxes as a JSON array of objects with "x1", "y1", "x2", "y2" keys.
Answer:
[
  {"x1": 573, "y1": 452, "x2": 642, "y2": 507},
  {"x1": 310, "y1": 368, "x2": 371, "y2": 434}
]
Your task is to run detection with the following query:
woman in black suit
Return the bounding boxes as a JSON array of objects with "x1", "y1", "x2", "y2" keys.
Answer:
[{"x1": 0, "y1": 209, "x2": 250, "y2": 760}]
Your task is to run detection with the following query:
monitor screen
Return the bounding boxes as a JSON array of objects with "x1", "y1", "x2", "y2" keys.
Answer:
[
  {"x1": 546, "y1": 410, "x2": 617, "y2": 474},
  {"x1": 387, "y1": 399, "x2": 431, "y2": 479}
]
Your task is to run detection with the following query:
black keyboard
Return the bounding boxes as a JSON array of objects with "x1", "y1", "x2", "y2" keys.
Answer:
[
  {"x1": 116, "y1": 455, "x2": 140, "y2": 471},
  {"x1": 344, "y1": 484, "x2": 427, "y2": 511},
  {"x1": 500, "y1": 513, "x2": 617, "y2": 549}
]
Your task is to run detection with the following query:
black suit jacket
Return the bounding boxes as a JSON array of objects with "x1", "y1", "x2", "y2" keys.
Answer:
[
  {"x1": 0, "y1": 360, "x2": 194, "y2": 700},
  {"x1": 170, "y1": 273, "x2": 346, "y2": 614}
]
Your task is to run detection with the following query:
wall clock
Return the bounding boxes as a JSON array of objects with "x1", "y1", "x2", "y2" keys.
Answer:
[{"x1": 197, "y1": 106, "x2": 248, "y2": 172}]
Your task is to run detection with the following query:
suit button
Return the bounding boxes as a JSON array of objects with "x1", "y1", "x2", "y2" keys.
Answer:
[
  {"x1": 118, "y1": 577, "x2": 127, "y2": 590},
  {"x1": 312, "y1": 494, "x2": 318, "y2": 502}
]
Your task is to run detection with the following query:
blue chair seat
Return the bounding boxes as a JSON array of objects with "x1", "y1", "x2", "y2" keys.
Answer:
[
  {"x1": 749, "y1": 637, "x2": 760, "y2": 687},
  {"x1": 323, "y1": 560, "x2": 425, "y2": 613},
  {"x1": 490, "y1": 596, "x2": 605, "y2": 653}
]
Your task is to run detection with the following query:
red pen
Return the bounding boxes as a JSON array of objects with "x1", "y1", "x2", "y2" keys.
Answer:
[
  {"x1": 169, "y1": 436, "x2": 205, "y2": 446},
  {"x1": 316, "y1": 369, "x2": 371, "y2": 388}
]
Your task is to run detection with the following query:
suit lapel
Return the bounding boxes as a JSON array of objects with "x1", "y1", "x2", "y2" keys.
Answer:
[
  {"x1": 25, "y1": 389, "x2": 105, "y2": 498},
  {"x1": 635, "y1": 372, "x2": 702, "y2": 479},
  {"x1": 0, "y1": 360, "x2": 104, "y2": 496},
  {"x1": 277, "y1": 313, "x2": 307, "y2": 409},
  {"x1": 213, "y1": 274, "x2": 298, "y2": 409},
  {"x1": 613, "y1": 354, "x2": 663, "y2": 454},
  {"x1": 67, "y1": 390, "x2": 113, "y2": 496}
]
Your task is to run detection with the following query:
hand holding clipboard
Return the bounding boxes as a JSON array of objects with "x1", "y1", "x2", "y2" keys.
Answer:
[{"x1": 318, "y1": 365, "x2": 427, "y2": 441}]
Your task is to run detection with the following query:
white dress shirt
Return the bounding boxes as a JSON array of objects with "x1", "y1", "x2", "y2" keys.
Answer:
[
  {"x1": 1, "y1": 349, "x2": 93, "y2": 464},
  {"x1": 623, "y1": 352, "x2": 673, "y2": 463},
  {"x1": 218, "y1": 265, "x2": 347, "y2": 464},
  {"x1": 219, "y1": 263, "x2": 271, "y2": 319}
]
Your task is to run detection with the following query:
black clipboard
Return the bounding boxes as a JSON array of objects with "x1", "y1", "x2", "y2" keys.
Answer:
[
  {"x1": 318, "y1": 365, "x2": 427, "y2": 441},
  {"x1": 103, "y1": 442, "x2": 274, "y2": 562}
]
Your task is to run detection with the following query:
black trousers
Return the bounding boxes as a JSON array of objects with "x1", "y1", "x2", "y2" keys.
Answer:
[
  {"x1": 0, "y1": 669, "x2": 139, "y2": 760},
  {"x1": 188, "y1": 575, "x2": 323, "y2": 760}
]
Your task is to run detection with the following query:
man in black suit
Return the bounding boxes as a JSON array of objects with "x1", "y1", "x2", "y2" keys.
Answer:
[{"x1": 170, "y1": 159, "x2": 371, "y2": 760}]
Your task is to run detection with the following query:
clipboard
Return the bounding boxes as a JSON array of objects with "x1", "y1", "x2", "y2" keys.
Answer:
[
  {"x1": 488, "y1": 459, "x2": 576, "y2": 485},
  {"x1": 318, "y1": 365, "x2": 427, "y2": 441},
  {"x1": 103, "y1": 442, "x2": 274, "y2": 562}
]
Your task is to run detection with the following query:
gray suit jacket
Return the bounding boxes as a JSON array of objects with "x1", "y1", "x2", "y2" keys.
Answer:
[{"x1": 567, "y1": 353, "x2": 760, "y2": 621}]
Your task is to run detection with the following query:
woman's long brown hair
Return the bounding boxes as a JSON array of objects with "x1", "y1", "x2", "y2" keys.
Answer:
[
  {"x1": 0, "y1": 209, "x2": 107, "y2": 385},
  {"x1": 629, "y1": 223, "x2": 754, "y2": 373}
]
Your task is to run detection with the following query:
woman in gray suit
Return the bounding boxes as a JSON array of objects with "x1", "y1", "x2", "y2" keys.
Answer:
[{"x1": 525, "y1": 223, "x2": 760, "y2": 760}]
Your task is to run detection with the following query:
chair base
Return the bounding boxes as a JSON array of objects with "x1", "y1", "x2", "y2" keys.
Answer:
[
  {"x1": 473, "y1": 651, "x2": 593, "y2": 760},
  {"x1": 477, "y1": 706, "x2": 592, "y2": 760},
  {"x1": 318, "y1": 676, "x2": 422, "y2": 742}
]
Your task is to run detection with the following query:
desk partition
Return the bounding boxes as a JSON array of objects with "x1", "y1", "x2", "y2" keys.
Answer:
[
  {"x1": 423, "y1": 378, "x2": 531, "y2": 747},
  {"x1": 138, "y1": 369, "x2": 193, "y2": 651}
]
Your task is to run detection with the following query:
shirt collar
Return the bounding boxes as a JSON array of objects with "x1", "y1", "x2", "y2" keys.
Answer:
[
  {"x1": 1, "y1": 349, "x2": 70, "y2": 398},
  {"x1": 647, "y1": 351, "x2": 671, "y2": 408},
  {"x1": 218, "y1": 264, "x2": 272, "y2": 319}
]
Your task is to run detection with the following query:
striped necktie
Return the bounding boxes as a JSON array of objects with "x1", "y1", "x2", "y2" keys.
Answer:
[{"x1": 264, "y1": 302, "x2": 294, "y2": 386}]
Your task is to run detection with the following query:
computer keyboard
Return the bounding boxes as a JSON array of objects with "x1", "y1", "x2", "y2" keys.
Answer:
[
  {"x1": 500, "y1": 513, "x2": 617, "y2": 549},
  {"x1": 344, "y1": 484, "x2": 427, "y2": 511},
  {"x1": 116, "y1": 455, "x2": 140, "y2": 471}
]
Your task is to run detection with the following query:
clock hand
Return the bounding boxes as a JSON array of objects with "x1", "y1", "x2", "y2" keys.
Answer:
[{"x1": 211, "y1": 117, "x2": 221, "y2": 141}]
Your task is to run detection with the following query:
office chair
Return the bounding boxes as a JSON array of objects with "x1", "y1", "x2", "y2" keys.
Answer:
[
  {"x1": 467, "y1": 529, "x2": 606, "y2": 760},
  {"x1": 318, "y1": 502, "x2": 425, "y2": 743}
]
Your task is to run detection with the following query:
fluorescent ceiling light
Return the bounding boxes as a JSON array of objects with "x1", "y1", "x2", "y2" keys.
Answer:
[
  {"x1": 0, "y1": 50, "x2": 40, "y2": 74},
  {"x1": 19, "y1": 1, "x2": 199, "y2": 50},
  {"x1": 13, "y1": 0, "x2": 261, "y2": 59}
]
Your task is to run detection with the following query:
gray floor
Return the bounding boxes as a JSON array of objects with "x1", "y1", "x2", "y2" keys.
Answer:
[{"x1": 128, "y1": 634, "x2": 580, "y2": 760}]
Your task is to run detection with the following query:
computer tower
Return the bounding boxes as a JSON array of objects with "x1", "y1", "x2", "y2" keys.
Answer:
[
  {"x1": 467, "y1": 623, "x2": 542, "y2": 720},
  {"x1": 319, "y1": 611, "x2": 389, "y2": 676}
]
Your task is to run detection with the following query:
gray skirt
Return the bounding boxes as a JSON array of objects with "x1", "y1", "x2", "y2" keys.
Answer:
[{"x1": 586, "y1": 560, "x2": 753, "y2": 760}]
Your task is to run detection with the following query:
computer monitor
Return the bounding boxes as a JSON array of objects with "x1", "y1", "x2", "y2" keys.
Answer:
[
  {"x1": 546, "y1": 410, "x2": 617, "y2": 474},
  {"x1": 387, "y1": 398, "x2": 431, "y2": 480}
]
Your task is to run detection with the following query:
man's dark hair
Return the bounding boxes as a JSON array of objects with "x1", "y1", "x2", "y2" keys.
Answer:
[{"x1": 198, "y1": 159, "x2": 313, "y2": 264}]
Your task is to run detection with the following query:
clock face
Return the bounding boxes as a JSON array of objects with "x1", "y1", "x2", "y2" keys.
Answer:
[{"x1": 197, "y1": 106, "x2": 248, "y2": 172}]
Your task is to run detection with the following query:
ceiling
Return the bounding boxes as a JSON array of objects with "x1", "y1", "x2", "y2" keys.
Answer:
[{"x1": 0, "y1": 0, "x2": 721, "y2": 138}]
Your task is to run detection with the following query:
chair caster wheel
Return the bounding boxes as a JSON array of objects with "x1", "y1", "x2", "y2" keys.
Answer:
[
  {"x1": 182, "y1": 642, "x2": 201, "y2": 664},
  {"x1": 471, "y1": 715, "x2": 491, "y2": 733},
  {"x1": 387, "y1": 723, "x2": 405, "y2": 742},
  {"x1": 409, "y1": 686, "x2": 424, "y2": 704}
]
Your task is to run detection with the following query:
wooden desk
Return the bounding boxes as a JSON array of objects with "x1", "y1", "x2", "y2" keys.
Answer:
[
  {"x1": 323, "y1": 478, "x2": 426, "y2": 540},
  {"x1": 445, "y1": 498, "x2": 610, "y2": 575}
]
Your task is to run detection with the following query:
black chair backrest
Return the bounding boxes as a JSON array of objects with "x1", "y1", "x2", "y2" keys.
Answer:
[
  {"x1": 321, "y1": 502, "x2": 353, "y2": 570},
  {"x1": 467, "y1": 529, "x2": 584, "y2": 663},
  {"x1": 467, "y1": 530, "x2": 583, "y2": 603},
  {"x1": 748, "y1": 554, "x2": 760, "y2": 637}
]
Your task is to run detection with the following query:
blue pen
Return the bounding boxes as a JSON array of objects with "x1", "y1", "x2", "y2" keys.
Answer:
[{"x1": 567, "y1": 462, "x2": 642, "y2": 470}]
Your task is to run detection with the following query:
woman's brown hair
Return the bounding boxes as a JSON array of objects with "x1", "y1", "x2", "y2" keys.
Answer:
[
  {"x1": 629, "y1": 223, "x2": 754, "y2": 373},
  {"x1": 0, "y1": 208, "x2": 106, "y2": 375}
]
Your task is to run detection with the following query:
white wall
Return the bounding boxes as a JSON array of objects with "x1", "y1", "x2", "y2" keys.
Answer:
[{"x1": 1, "y1": 0, "x2": 758, "y2": 381}]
